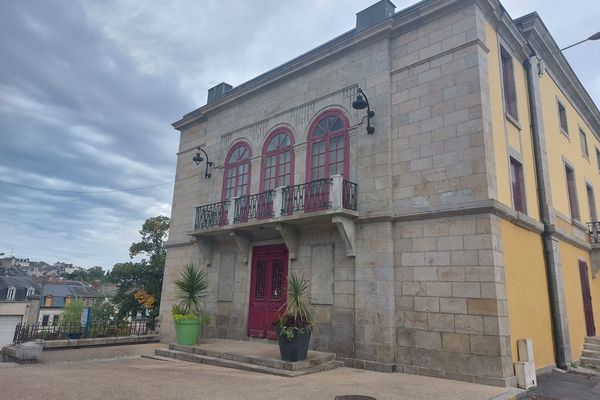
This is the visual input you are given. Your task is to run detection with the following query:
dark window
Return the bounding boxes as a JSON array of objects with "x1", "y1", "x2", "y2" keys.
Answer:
[
  {"x1": 596, "y1": 148, "x2": 600, "y2": 173},
  {"x1": 587, "y1": 184, "x2": 598, "y2": 222},
  {"x1": 501, "y1": 47, "x2": 518, "y2": 120},
  {"x1": 510, "y1": 157, "x2": 527, "y2": 213},
  {"x1": 52, "y1": 315, "x2": 60, "y2": 326},
  {"x1": 580, "y1": 129, "x2": 589, "y2": 158},
  {"x1": 565, "y1": 164, "x2": 580, "y2": 220},
  {"x1": 42, "y1": 315, "x2": 49, "y2": 326},
  {"x1": 558, "y1": 101, "x2": 568, "y2": 134}
]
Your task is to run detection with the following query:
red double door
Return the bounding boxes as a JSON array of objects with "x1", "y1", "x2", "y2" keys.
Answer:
[{"x1": 248, "y1": 245, "x2": 288, "y2": 339}]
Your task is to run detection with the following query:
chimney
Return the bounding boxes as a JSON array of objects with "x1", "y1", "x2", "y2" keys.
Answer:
[
  {"x1": 356, "y1": 0, "x2": 396, "y2": 32},
  {"x1": 207, "y1": 82, "x2": 233, "y2": 104}
]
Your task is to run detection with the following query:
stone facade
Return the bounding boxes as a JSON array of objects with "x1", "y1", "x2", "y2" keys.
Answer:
[{"x1": 159, "y1": 0, "x2": 600, "y2": 387}]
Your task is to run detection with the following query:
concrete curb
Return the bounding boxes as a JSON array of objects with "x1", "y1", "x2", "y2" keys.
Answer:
[{"x1": 488, "y1": 388, "x2": 524, "y2": 400}]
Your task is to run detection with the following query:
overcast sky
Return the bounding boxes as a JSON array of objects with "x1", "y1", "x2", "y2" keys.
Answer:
[{"x1": 1, "y1": 0, "x2": 599, "y2": 270}]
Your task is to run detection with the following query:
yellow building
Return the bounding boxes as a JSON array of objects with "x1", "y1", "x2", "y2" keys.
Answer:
[{"x1": 487, "y1": 12, "x2": 600, "y2": 370}]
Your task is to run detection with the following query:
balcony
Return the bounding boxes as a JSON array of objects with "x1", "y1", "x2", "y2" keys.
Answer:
[
  {"x1": 587, "y1": 222, "x2": 600, "y2": 243},
  {"x1": 191, "y1": 175, "x2": 358, "y2": 264}
]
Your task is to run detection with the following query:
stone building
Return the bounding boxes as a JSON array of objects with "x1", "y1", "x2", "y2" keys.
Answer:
[{"x1": 160, "y1": 0, "x2": 600, "y2": 386}]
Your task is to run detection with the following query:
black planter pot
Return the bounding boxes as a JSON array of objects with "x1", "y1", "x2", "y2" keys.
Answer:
[{"x1": 277, "y1": 330, "x2": 311, "y2": 362}]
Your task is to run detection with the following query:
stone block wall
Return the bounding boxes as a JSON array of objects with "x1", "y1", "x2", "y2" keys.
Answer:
[{"x1": 394, "y1": 214, "x2": 514, "y2": 385}]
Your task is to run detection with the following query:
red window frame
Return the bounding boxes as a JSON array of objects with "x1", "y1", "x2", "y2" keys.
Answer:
[
  {"x1": 305, "y1": 109, "x2": 350, "y2": 182},
  {"x1": 259, "y1": 128, "x2": 295, "y2": 192},
  {"x1": 509, "y1": 157, "x2": 526, "y2": 213},
  {"x1": 500, "y1": 47, "x2": 518, "y2": 121},
  {"x1": 221, "y1": 141, "x2": 252, "y2": 202}
]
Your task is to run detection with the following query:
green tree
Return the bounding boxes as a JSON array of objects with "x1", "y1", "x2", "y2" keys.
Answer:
[
  {"x1": 90, "y1": 299, "x2": 116, "y2": 322},
  {"x1": 61, "y1": 299, "x2": 85, "y2": 326},
  {"x1": 110, "y1": 216, "x2": 169, "y2": 322}
]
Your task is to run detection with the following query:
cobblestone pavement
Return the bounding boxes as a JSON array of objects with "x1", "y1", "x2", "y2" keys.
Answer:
[{"x1": 0, "y1": 346, "x2": 518, "y2": 400}]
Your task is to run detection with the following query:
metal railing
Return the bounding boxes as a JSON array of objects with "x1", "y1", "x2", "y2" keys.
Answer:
[
  {"x1": 195, "y1": 201, "x2": 229, "y2": 230},
  {"x1": 193, "y1": 177, "x2": 358, "y2": 230},
  {"x1": 13, "y1": 319, "x2": 158, "y2": 344},
  {"x1": 342, "y1": 180, "x2": 358, "y2": 211},
  {"x1": 587, "y1": 221, "x2": 600, "y2": 243},
  {"x1": 234, "y1": 190, "x2": 275, "y2": 223},
  {"x1": 281, "y1": 178, "x2": 332, "y2": 214}
]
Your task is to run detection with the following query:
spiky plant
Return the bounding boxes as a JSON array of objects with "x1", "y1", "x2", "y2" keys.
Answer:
[
  {"x1": 172, "y1": 264, "x2": 209, "y2": 320},
  {"x1": 277, "y1": 273, "x2": 313, "y2": 340}
]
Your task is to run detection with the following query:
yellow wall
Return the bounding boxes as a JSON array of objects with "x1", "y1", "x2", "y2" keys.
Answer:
[
  {"x1": 502, "y1": 220, "x2": 555, "y2": 367},
  {"x1": 485, "y1": 22, "x2": 540, "y2": 221},
  {"x1": 559, "y1": 242, "x2": 600, "y2": 361},
  {"x1": 539, "y1": 71, "x2": 600, "y2": 223}
]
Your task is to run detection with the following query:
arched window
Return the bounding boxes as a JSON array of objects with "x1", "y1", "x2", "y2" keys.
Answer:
[
  {"x1": 306, "y1": 110, "x2": 349, "y2": 182},
  {"x1": 222, "y1": 142, "x2": 252, "y2": 202},
  {"x1": 6, "y1": 286, "x2": 16, "y2": 301},
  {"x1": 260, "y1": 129, "x2": 294, "y2": 191}
]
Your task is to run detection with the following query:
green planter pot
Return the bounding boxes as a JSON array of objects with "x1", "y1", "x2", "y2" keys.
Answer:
[{"x1": 174, "y1": 319, "x2": 201, "y2": 345}]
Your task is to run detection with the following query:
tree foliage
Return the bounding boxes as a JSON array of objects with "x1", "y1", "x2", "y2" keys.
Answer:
[
  {"x1": 90, "y1": 299, "x2": 116, "y2": 323},
  {"x1": 63, "y1": 266, "x2": 109, "y2": 284},
  {"x1": 61, "y1": 299, "x2": 85, "y2": 326},
  {"x1": 110, "y1": 216, "x2": 169, "y2": 322}
]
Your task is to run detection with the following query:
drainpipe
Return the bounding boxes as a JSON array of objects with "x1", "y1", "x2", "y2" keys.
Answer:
[{"x1": 523, "y1": 51, "x2": 569, "y2": 370}]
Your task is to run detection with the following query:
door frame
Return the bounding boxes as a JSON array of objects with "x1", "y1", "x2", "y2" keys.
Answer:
[
  {"x1": 247, "y1": 243, "x2": 289, "y2": 338},
  {"x1": 578, "y1": 259, "x2": 596, "y2": 337}
]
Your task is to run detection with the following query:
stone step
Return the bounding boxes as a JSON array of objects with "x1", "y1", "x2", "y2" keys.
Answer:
[
  {"x1": 585, "y1": 336, "x2": 600, "y2": 346},
  {"x1": 581, "y1": 349, "x2": 600, "y2": 360},
  {"x1": 167, "y1": 342, "x2": 336, "y2": 371},
  {"x1": 583, "y1": 343, "x2": 600, "y2": 352},
  {"x1": 580, "y1": 356, "x2": 600, "y2": 369},
  {"x1": 140, "y1": 353, "x2": 178, "y2": 362},
  {"x1": 154, "y1": 348, "x2": 342, "y2": 377}
]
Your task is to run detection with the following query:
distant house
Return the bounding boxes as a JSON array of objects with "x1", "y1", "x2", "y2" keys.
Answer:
[
  {"x1": 0, "y1": 271, "x2": 39, "y2": 347},
  {"x1": 39, "y1": 280, "x2": 104, "y2": 326}
]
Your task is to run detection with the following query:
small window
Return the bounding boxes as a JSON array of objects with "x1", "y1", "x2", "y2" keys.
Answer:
[
  {"x1": 565, "y1": 164, "x2": 580, "y2": 221},
  {"x1": 510, "y1": 158, "x2": 527, "y2": 213},
  {"x1": 52, "y1": 315, "x2": 60, "y2": 326},
  {"x1": 42, "y1": 315, "x2": 49, "y2": 326},
  {"x1": 587, "y1": 184, "x2": 598, "y2": 222},
  {"x1": 26, "y1": 287, "x2": 34, "y2": 297},
  {"x1": 596, "y1": 148, "x2": 600, "y2": 173},
  {"x1": 44, "y1": 295, "x2": 53, "y2": 307},
  {"x1": 580, "y1": 130, "x2": 589, "y2": 158},
  {"x1": 6, "y1": 286, "x2": 16, "y2": 301},
  {"x1": 65, "y1": 296, "x2": 72, "y2": 305},
  {"x1": 558, "y1": 101, "x2": 568, "y2": 135},
  {"x1": 501, "y1": 47, "x2": 518, "y2": 121}
]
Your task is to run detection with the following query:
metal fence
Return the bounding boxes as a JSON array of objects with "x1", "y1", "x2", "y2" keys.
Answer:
[
  {"x1": 13, "y1": 319, "x2": 158, "y2": 344},
  {"x1": 195, "y1": 201, "x2": 229, "y2": 229},
  {"x1": 281, "y1": 178, "x2": 332, "y2": 214}
]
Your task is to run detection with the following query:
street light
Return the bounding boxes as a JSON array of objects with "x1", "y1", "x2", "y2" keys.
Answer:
[
  {"x1": 538, "y1": 30, "x2": 600, "y2": 77},
  {"x1": 352, "y1": 88, "x2": 375, "y2": 134},
  {"x1": 550, "y1": 31, "x2": 600, "y2": 55},
  {"x1": 192, "y1": 146, "x2": 213, "y2": 179}
]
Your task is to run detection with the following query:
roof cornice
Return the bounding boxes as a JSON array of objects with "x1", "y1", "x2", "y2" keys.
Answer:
[
  {"x1": 516, "y1": 13, "x2": 600, "y2": 139},
  {"x1": 172, "y1": 0, "x2": 479, "y2": 131}
]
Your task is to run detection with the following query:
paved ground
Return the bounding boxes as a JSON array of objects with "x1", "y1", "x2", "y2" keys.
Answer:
[
  {"x1": 518, "y1": 370, "x2": 600, "y2": 400},
  {"x1": 0, "y1": 344, "x2": 516, "y2": 400}
]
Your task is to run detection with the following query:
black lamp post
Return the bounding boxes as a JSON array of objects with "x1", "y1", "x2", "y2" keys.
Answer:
[
  {"x1": 352, "y1": 88, "x2": 375, "y2": 134},
  {"x1": 192, "y1": 146, "x2": 213, "y2": 179}
]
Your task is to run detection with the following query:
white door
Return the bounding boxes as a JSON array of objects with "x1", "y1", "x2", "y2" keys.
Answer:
[{"x1": 0, "y1": 315, "x2": 22, "y2": 348}]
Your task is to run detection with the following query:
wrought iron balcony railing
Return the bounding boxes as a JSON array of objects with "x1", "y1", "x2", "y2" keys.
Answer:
[
  {"x1": 194, "y1": 175, "x2": 357, "y2": 230},
  {"x1": 587, "y1": 221, "x2": 600, "y2": 243},
  {"x1": 195, "y1": 201, "x2": 229, "y2": 229}
]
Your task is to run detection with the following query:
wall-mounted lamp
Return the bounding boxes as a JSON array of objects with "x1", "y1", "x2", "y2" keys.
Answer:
[
  {"x1": 192, "y1": 146, "x2": 213, "y2": 179},
  {"x1": 352, "y1": 88, "x2": 375, "y2": 134}
]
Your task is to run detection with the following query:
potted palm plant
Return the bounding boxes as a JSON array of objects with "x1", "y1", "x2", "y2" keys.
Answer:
[
  {"x1": 276, "y1": 273, "x2": 313, "y2": 362},
  {"x1": 172, "y1": 264, "x2": 210, "y2": 346}
]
